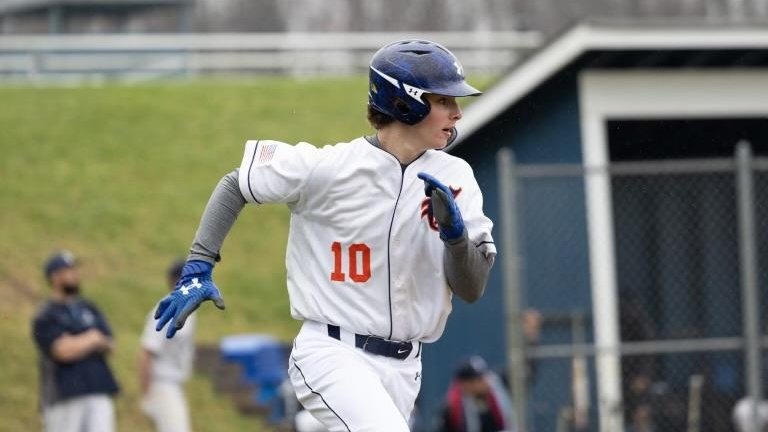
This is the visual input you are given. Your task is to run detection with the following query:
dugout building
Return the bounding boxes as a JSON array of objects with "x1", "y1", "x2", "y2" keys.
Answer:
[{"x1": 420, "y1": 21, "x2": 768, "y2": 432}]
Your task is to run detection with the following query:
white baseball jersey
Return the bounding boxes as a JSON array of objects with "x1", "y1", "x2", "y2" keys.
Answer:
[
  {"x1": 141, "y1": 308, "x2": 196, "y2": 383},
  {"x1": 238, "y1": 137, "x2": 495, "y2": 343}
]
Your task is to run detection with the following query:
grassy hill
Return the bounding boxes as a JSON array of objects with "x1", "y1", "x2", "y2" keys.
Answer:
[{"x1": 0, "y1": 77, "x2": 376, "y2": 432}]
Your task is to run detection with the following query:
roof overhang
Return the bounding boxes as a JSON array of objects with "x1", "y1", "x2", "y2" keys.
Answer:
[{"x1": 450, "y1": 21, "x2": 768, "y2": 150}]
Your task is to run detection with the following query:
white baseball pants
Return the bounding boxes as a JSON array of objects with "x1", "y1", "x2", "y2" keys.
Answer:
[
  {"x1": 288, "y1": 321, "x2": 423, "y2": 432},
  {"x1": 43, "y1": 394, "x2": 115, "y2": 432},
  {"x1": 140, "y1": 381, "x2": 191, "y2": 432}
]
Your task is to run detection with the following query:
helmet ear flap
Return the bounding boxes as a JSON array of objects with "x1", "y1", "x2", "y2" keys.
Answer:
[
  {"x1": 391, "y1": 95, "x2": 431, "y2": 124},
  {"x1": 393, "y1": 97, "x2": 411, "y2": 114}
]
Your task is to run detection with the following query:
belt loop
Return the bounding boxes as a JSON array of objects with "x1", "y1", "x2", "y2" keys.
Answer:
[{"x1": 327, "y1": 324, "x2": 341, "y2": 340}]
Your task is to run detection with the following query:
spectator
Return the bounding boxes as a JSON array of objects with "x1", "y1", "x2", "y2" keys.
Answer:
[
  {"x1": 437, "y1": 356, "x2": 514, "y2": 432},
  {"x1": 138, "y1": 259, "x2": 196, "y2": 432},
  {"x1": 435, "y1": 310, "x2": 541, "y2": 432},
  {"x1": 32, "y1": 250, "x2": 119, "y2": 432},
  {"x1": 619, "y1": 295, "x2": 658, "y2": 432}
]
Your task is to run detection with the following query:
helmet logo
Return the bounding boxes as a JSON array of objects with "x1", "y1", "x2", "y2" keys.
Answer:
[
  {"x1": 403, "y1": 83, "x2": 427, "y2": 105},
  {"x1": 453, "y1": 61, "x2": 463, "y2": 77}
]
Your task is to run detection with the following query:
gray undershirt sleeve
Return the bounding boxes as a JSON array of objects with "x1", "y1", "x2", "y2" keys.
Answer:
[
  {"x1": 443, "y1": 230, "x2": 494, "y2": 303},
  {"x1": 188, "y1": 169, "x2": 246, "y2": 265}
]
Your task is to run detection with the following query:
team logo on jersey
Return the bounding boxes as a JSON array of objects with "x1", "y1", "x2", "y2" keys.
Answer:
[
  {"x1": 81, "y1": 309, "x2": 95, "y2": 327},
  {"x1": 420, "y1": 186, "x2": 462, "y2": 231}
]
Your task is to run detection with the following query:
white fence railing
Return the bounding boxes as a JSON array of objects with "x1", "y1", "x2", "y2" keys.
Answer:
[{"x1": 0, "y1": 31, "x2": 542, "y2": 81}]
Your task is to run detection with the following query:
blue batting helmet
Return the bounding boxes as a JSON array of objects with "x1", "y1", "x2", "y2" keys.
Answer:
[{"x1": 368, "y1": 40, "x2": 481, "y2": 125}]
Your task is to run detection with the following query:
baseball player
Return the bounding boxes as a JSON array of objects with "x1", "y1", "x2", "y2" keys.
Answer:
[
  {"x1": 138, "y1": 259, "x2": 196, "y2": 432},
  {"x1": 154, "y1": 39, "x2": 496, "y2": 431}
]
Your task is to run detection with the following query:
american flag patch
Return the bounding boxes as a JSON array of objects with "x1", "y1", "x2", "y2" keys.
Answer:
[{"x1": 258, "y1": 143, "x2": 276, "y2": 163}]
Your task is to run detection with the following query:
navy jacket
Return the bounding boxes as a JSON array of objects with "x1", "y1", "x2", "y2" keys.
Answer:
[{"x1": 32, "y1": 298, "x2": 119, "y2": 407}]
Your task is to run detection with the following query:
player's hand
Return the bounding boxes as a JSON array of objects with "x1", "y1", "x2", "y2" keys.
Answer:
[
  {"x1": 154, "y1": 260, "x2": 225, "y2": 338},
  {"x1": 417, "y1": 172, "x2": 465, "y2": 241}
]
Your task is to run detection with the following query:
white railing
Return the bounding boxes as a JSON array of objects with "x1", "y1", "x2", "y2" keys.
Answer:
[{"x1": 0, "y1": 31, "x2": 541, "y2": 81}]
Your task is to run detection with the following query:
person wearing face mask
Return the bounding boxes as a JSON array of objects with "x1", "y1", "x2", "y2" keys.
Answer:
[{"x1": 31, "y1": 250, "x2": 120, "y2": 432}]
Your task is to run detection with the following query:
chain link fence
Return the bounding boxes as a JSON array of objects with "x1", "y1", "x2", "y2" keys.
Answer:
[{"x1": 497, "y1": 144, "x2": 768, "y2": 432}]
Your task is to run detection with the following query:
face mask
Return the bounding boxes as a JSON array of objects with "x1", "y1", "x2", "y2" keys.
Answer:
[{"x1": 62, "y1": 283, "x2": 80, "y2": 296}]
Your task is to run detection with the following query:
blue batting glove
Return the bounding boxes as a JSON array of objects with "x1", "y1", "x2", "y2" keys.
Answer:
[
  {"x1": 417, "y1": 172, "x2": 466, "y2": 241},
  {"x1": 154, "y1": 260, "x2": 225, "y2": 338}
]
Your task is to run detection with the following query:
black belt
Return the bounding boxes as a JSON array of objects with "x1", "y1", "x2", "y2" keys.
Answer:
[{"x1": 327, "y1": 324, "x2": 419, "y2": 360}]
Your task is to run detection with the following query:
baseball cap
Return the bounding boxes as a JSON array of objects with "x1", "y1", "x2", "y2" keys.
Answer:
[
  {"x1": 455, "y1": 355, "x2": 489, "y2": 380},
  {"x1": 43, "y1": 250, "x2": 78, "y2": 279}
]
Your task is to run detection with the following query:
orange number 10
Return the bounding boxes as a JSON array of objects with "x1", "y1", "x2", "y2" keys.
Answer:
[{"x1": 330, "y1": 242, "x2": 371, "y2": 283}]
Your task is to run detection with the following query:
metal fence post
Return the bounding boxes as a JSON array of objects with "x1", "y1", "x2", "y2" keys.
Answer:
[
  {"x1": 496, "y1": 147, "x2": 528, "y2": 432},
  {"x1": 736, "y1": 141, "x2": 762, "y2": 432}
]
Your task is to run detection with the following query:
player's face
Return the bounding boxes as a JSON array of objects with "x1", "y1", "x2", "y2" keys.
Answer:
[
  {"x1": 51, "y1": 267, "x2": 81, "y2": 297},
  {"x1": 416, "y1": 94, "x2": 462, "y2": 150},
  {"x1": 459, "y1": 376, "x2": 491, "y2": 397}
]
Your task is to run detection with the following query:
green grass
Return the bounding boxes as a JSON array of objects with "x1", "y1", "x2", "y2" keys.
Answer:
[
  {"x1": 0, "y1": 77, "x2": 376, "y2": 432},
  {"x1": 0, "y1": 75, "x2": 492, "y2": 431}
]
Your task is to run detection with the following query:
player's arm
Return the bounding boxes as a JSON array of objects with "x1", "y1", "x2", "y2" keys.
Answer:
[
  {"x1": 188, "y1": 169, "x2": 246, "y2": 264},
  {"x1": 155, "y1": 169, "x2": 244, "y2": 338},
  {"x1": 443, "y1": 229, "x2": 493, "y2": 303},
  {"x1": 50, "y1": 329, "x2": 113, "y2": 363},
  {"x1": 33, "y1": 311, "x2": 114, "y2": 362},
  {"x1": 137, "y1": 347, "x2": 153, "y2": 396},
  {"x1": 418, "y1": 172, "x2": 494, "y2": 303},
  {"x1": 155, "y1": 140, "x2": 321, "y2": 338},
  {"x1": 138, "y1": 308, "x2": 164, "y2": 395}
]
